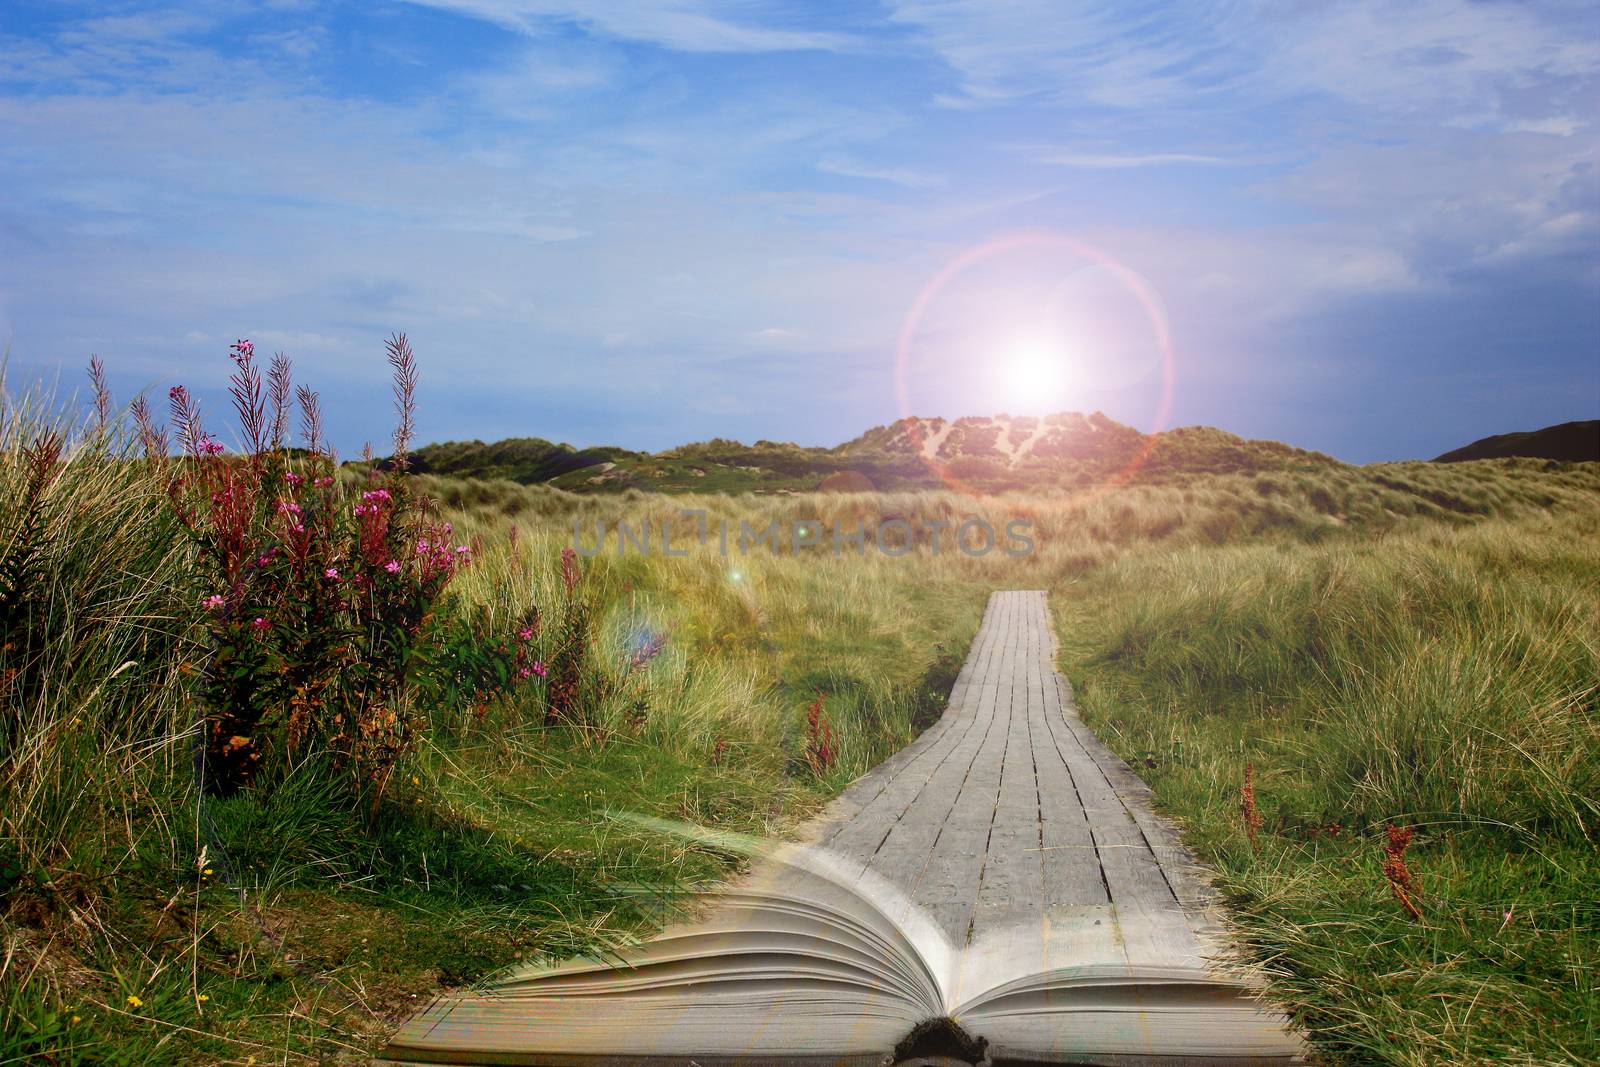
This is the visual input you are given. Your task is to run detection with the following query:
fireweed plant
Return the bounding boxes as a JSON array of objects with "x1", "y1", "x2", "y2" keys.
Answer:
[{"x1": 164, "y1": 336, "x2": 548, "y2": 809}]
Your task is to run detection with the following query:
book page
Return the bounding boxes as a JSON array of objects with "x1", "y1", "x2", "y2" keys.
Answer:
[{"x1": 384, "y1": 845, "x2": 949, "y2": 1064}]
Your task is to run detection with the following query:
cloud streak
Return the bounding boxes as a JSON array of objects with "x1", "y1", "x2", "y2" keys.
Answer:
[
  {"x1": 393, "y1": 0, "x2": 855, "y2": 53},
  {"x1": 816, "y1": 154, "x2": 945, "y2": 188},
  {"x1": 1028, "y1": 150, "x2": 1230, "y2": 169}
]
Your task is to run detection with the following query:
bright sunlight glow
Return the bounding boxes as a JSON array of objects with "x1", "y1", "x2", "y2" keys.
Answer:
[{"x1": 1000, "y1": 340, "x2": 1070, "y2": 411}]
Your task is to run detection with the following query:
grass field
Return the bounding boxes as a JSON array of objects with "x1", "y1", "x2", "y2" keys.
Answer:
[
  {"x1": 3, "y1": 382, "x2": 1597, "y2": 1064},
  {"x1": 1059, "y1": 510, "x2": 1600, "y2": 1064}
]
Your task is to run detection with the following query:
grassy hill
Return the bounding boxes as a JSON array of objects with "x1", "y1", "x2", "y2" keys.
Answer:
[
  {"x1": 1434, "y1": 419, "x2": 1599, "y2": 463},
  {"x1": 393, "y1": 412, "x2": 1346, "y2": 494}
]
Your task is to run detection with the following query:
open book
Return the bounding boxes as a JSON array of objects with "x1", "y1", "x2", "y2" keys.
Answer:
[{"x1": 382, "y1": 844, "x2": 1305, "y2": 1066}]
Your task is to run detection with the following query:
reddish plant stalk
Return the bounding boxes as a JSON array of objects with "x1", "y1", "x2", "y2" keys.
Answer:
[
  {"x1": 386, "y1": 332, "x2": 417, "y2": 469},
  {"x1": 805, "y1": 694, "x2": 835, "y2": 774},
  {"x1": 1241, "y1": 762, "x2": 1263, "y2": 846},
  {"x1": 1382, "y1": 823, "x2": 1423, "y2": 921},
  {"x1": 267, "y1": 352, "x2": 293, "y2": 450},
  {"x1": 130, "y1": 395, "x2": 168, "y2": 459},
  {"x1": 87, "y1": 355, "x2": 112, "y2": 427}
]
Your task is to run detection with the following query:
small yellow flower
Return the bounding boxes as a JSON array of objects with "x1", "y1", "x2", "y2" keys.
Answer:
[
  {"x1": 125, "y1": 994, "x2": 143, "y2": 1009},
  {"x1": 196, "y1": 994, "x2": 209, "y2": 1003},
  {"x1": 411, "y1": 776, "x2": 420, "y2": 786},
  {"x1": 202, "y1": 868, "x2": 214, "y2": 876},
  {"x1": 70, "y1": 1015, "x2": 81, "y2": 1025}
]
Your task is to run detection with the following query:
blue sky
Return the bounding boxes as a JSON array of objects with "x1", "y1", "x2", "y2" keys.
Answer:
[{"x1": 1, "y1": 1, "x2": 1596, "y2": 462}]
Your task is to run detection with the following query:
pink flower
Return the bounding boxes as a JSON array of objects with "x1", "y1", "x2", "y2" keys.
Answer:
[
  {"x1": 361, "y1": 489, "x2": 392, "y2": 504},
  {"x1": 314, "y1": 476, "x2": 334, "y2": 489},
  {"x1": 384, "y1": 560, "x2": 401, "y2": 574},
  {"x1": 277, "y1": 501, "x2": 302, "y2": 517},
  {"x1": 530, "y1": 660, "x2": 548, "y2": 678},
  {"x1": 283, "y1": 472, "x2": 304, "y2": 486},
  {"x1": 441, "y1": 522, "x2": 454, "y2": 535},
  {"x1": 517, "y1": 627, "x2": 535, "y2": 641},
  {"x1": 416, "y1": 538, "x2": 430, "y2": 553},
  {"x1": 515, "y1": 667, "x2": 532, "y2": 680},
  {"x1": 455, "y1": 544, "x2": 470, "y2": 556},
  {"x1": 201, "y1": 594, "x2": 225, "y2": 611},
  {"x1": 250, "y1": 617, "x2": 270, "y2": 632},
  {"x1": 324, "y1": 567, "x2": 340, "y2": 579},
  {"x1": 196, "y1": 434, "x2": 225, "y2": 456},
  {"x1": 231, "y1": 339, "x2": 255, "y2": 360}
]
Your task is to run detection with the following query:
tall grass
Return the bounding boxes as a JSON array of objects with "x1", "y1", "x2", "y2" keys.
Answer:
[
  {"x1": 422, "y1": 461, "x2": 1600, "y2": 808},
  {"x1": 1060, "y1": 508, "x2": 1600, "y2": 1063},
  {"x1": 4, "y1": 358, "x2": 1597, "y2": 1065},
  {"x1": 0, "y1": 388, "x2": 200, "y2": 1061},
  {"x1": 425, "y1": 463, "x2": 1600, "y2": 1063},
  {"x1": 0, "y1": 390, "x2": 190, "y2": 862}
]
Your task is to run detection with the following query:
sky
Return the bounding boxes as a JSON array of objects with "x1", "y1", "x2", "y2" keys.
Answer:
[{"x1": 1, "y1": 1, "x2": 1596, "y2": 463}]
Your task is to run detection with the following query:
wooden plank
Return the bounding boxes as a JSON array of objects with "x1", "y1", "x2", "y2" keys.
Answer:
[
  {"x1": 809, "y1": 588, "x2": 1272, "y2": 982},
  {"x1": 970, "y1": 597, "x2": 1045, "y2": 937},
  {"x1": 855, "y1": 593, "x2": 1016, "y2": 921},
  {"x1": 1049, "y1": 676, "x2": 1225, "y2": 915},
  {"x1": 871, "y1": 649, "x2": 1005, "y2": 926},
  {"x1": 907, "y1": 661, "x2": 1013, "y2": 941},
  {"x1": 814, "y1": 589, "x2": 1008, "y2": 840},
  {"x1": 817, "y1": 597, "x2": 1003, "y2": 865}
]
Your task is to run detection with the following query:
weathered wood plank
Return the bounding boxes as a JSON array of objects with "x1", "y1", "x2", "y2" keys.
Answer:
[
  {"x1": 803, "y1": 590, "x2": 1293, "y2": 1026},
  {"x1": 817, "y1": 598, "x2": 1002, "y2": 867},
  {"x1": 810, "y1": 590, "x2": 1243, "y2": 968}
]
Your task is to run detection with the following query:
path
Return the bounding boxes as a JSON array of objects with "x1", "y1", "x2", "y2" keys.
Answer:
[
  {"x1": 806, "y1": 589, "x2": 1303, "y2": 1050},
  {"x1": 383, "y1": 589, "x2": 1307, "y2": 1065}
]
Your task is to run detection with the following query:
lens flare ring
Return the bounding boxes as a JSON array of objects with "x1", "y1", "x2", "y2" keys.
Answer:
[{"x1": 892, "y1": 231, "x2": 1176, "y2": 497}]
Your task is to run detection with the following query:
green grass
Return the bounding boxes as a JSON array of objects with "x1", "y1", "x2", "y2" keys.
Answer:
[
  {"x1": 1056, "y1": 509, "x2": 1600, "y2": 1064},
  {"x1": 4, "y1": 733, "x2": 809, "y2": 1065},
  {"x1": 4, "y1": 374, "x2": 1598, "y2": 1065},
  {"x1": 1, "y1": 400, "x2": 987, "y2": 1063}
]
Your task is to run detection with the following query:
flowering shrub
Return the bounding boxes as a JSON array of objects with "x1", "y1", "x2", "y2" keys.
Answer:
[
  {"x1": 166, "y1": 336, "x2": 520, "y2": 805},
  {"x1": 544, "y1": 548, "x2": 591, "y2": 726},
  {"x1": 422, "y1": 602, "x2": 547, "y2": 728}
]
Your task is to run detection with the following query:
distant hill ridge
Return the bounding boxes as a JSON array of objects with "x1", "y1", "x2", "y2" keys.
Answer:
[
  {"x1": 1433, "y1": 420, "x2": 1599, "y2": 464},
  {"x1": 397, "y1": 411, "x2": 1346, "y2": 493}
]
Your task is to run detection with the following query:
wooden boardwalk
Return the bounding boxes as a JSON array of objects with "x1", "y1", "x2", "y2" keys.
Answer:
[
  {"x1": 807, "y1": 589, "x2": 1301, "y2": 1034},
  {"x1": 381, "y1": 589, "x2": 1306, "y2": 1066}
]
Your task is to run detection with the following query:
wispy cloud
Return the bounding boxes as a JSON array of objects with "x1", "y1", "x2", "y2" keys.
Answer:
[
  {"x1": 816, "y1": 154, "x2": 945, "y2": 188},
  {"x1": 888, "y1": 0, "x2": 1263, "y2": 110},
  {"x1": 889, "y1": 0, "x2": 1599, "y2": 133},
  {"x1": 393, "y1": 0, "x2": 854, "y2": 53},
  {"x1": 1028, "y1": 151, "x2": 1229, "y2": 169}
]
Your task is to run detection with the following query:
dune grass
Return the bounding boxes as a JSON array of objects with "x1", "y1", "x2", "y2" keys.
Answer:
[
  {"x1": 1057, "y1": 507, "x2": 1600, "y2": 1065},
  {"x1": 0, "y1": 403, "x2": 985, "y2": 1063},
  {"x1": 3, "y1": 373, "x2": 1596, "y2": 1067}
]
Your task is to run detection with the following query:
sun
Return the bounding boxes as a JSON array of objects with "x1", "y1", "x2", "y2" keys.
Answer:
[{"x1": 1000, "y1": 340, "x2": 1069, "y2": 410}]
